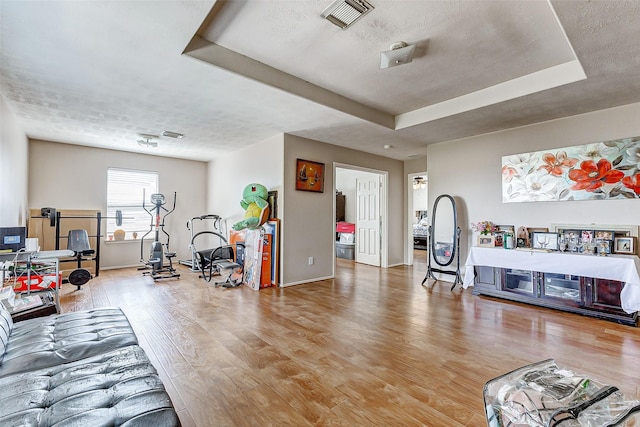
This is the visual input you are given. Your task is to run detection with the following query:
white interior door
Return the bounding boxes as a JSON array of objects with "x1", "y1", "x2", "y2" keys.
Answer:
[{"x1": 356, "y1": 176, "x2": 380, "y2": 266}]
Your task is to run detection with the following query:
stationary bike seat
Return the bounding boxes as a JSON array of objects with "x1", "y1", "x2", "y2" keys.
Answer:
[{"x1": 165, "y1": 252, "x2": 176, "y2": 258}]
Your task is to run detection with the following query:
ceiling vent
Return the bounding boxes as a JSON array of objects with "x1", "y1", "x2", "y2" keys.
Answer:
[
  {"x1": 321, "y1": 0, "x2": 374, "y2": 30},
  {"x1": 161, "y1": 130, "x2": 184, "y2": 139}
]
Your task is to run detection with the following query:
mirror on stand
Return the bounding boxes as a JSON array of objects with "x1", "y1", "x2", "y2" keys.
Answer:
[{"x1": 422, "y1": 194, "x2": 462, "y2": 290}]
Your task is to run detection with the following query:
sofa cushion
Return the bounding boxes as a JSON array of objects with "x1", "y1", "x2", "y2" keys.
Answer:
[
  {"x1": 0, "y1": 307, "x2": 138, "y2": 377},
  {"x1": 0, "y1": 345, "x2": 180, "y2": 426},
  {"x1": 0, "y1": 303, "x2": 13, "y2": 362}
]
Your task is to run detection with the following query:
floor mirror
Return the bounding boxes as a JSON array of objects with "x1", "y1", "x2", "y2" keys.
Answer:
[{"x1": 422, "y1": 194, "x2": 462, "y2": 290}]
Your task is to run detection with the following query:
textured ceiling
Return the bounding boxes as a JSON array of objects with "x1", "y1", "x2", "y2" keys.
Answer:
[{"x1": 1, "y1": 0, "x2": 639, "y2": 161}]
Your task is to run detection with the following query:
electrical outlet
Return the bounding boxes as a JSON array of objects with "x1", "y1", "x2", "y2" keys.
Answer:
[{"x1": 308, "y1": 256, "x2": 314, "y2": 265}]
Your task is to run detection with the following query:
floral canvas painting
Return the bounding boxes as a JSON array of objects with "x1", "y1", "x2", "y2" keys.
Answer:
[{"x1": 502, "y1": 136, "x2": 640, "y2": 203}]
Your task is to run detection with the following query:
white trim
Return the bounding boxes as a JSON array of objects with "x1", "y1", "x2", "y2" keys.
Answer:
[
  {"x1": 396, "y1": 61, "x2": 586, "y2": 130},
  {"x1": 280, "y1": 276, "x2": 334, "y2": 287},
  {"x1": 407, "y1": 171, "x2": 428, "y2": 265},
  {"x1": 333, "y1": 162, "x2": 389, "y2": 273}
]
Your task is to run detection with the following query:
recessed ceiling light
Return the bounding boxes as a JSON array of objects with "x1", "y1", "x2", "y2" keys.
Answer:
[{"x1": 161, "y1": 130, "x2": 184, "y2": 139}]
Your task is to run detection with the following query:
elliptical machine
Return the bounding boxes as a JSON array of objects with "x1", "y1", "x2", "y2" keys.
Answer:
[{"x1": 139, "y1": 191, "x2": 180, "y2": 281}]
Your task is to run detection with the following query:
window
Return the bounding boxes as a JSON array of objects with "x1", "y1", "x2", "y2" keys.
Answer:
[{"x1": 106, "y1": 168, "x2": 158, "y2": 240}]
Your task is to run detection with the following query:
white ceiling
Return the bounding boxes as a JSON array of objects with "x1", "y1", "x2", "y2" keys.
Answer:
[{"x1": 1, "y1": 0, "x2": 639, "y2": 161}]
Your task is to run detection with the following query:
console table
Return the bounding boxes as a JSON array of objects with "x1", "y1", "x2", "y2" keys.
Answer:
[{"x1": 464, "y1": 247, "x2": 640, "y2": 325}]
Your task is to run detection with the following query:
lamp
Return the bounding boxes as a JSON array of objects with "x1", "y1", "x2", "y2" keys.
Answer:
[
  {"x1": 413, "y1": 176, "x2": 426, "y2": 189},
  {"x1": 380, "y1": 41, "x2": 416, "y2": 69}
]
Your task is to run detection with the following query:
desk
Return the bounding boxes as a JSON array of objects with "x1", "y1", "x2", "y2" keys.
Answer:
[
  {"x1": 1, "y1": 250, "x2": 73, "y2": 314},
  {"x1": 464, "y1": 247, "x2": 640, "y2": 314}
]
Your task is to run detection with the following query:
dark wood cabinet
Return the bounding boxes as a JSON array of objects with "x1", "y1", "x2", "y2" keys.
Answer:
[
  {"x1": 336, "y1": 193, "x2": 345, "y2": 222},
  {"x1": 413, "y1": 236, "x2": 428, "y2": 250},
  {"x1": 473, "y1": 265, "x2": 637, "y2": 326}
]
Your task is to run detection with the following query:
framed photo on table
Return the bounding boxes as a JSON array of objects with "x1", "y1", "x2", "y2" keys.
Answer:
[
  {"x1": 613, "y1": 236, "x2": 636, "y2": 254},
  {"x1": 594, "y1": 230, "x2": 615, "y2": 240},
  {"x1": 478, "y1": 234, "x2": 495, "y2": 248},
  {"x1": 495, "y1": 225, "x2": 514, "y2": 248},
  {"x1": 531, "y1": 232, "x2": 559, "y2": 251},
  {"x1": 526, "y1": 227, "x2": 548, "y2": 247}
]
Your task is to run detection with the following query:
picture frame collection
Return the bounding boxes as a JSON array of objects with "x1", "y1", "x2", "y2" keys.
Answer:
[{"x1": 478, "y1": 225, "x2": 637, "y2": 256}]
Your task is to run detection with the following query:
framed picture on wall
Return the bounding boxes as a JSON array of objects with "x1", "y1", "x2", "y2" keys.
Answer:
[
  {"x1": 267, "y1": 191, "x2": 278, "y2": 219},
  {"x1": 295, "y1": 159, "x2": 325, "y2": 193}
]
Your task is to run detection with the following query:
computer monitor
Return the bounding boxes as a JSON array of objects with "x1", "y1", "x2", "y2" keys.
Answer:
[{"x1": 0, "y1": 227, "x2": 26, "y2": 252}]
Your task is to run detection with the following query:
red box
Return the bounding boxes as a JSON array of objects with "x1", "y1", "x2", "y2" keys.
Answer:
[
  {"x1": 260, "y1": 233, "x2": 272, "y2": 288},
  {"x1": 336, "y1": 221, "x2": 355, "y2": 233},
  {"x1": 11, "y1": 273, "x2": 62, "y2": 292}
]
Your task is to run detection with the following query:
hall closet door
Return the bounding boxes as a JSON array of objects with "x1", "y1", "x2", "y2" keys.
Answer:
[{"x1": 355, "y1": 177, "x2": 380, "y2": 267}]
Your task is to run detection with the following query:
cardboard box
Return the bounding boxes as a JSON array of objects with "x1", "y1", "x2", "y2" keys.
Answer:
[
  {"x1": 11, "y1": 273, "x2": 62, "y2": 292},
  {"x1": 339, "y1": 232, "x2": 355, "y2": 244},
  {"x1": 243, "y1": 229, "x2": 263, "y2": 290},
  {"x1": 336, "y1": 222, "x2": 355, "y2": 233},
  {"x1": 260, "y1": 233, "x2": 272, "y2": 288}
]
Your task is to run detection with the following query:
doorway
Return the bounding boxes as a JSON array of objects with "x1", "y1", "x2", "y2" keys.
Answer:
[
  {"x1": 407, "y1": 172, "x2": 428, "y2": 266},
  {"x1": 334, "y1": 163, "x2": 388, "y2": 272}
]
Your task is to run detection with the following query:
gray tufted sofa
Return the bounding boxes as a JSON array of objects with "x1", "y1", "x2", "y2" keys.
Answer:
[{"x1": 0, "y1": 304, "x2": 180, "y2": 426}]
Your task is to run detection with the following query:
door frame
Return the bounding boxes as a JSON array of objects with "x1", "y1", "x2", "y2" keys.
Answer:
[
  {"x1": 333, "y1": 162, "x2": 388, "y2": 274},
  {"x1": 407, "y1": 171, "x2": 428, "y2": 266}
]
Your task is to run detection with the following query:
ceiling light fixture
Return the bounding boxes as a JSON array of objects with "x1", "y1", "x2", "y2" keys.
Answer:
[
  {"x1": 321, "y1": 0, "x2": 374, "y2": 30},
  {"x1": 413, "y1": 176, "x2": 426, "y2": 190},
  {"x1": 137, "y1": 134, "x2": 159, "y2": 148},
  {"x1": 161, "y1": 130, "x2": 184, "y2": 139},
  {"x1": 380, "y1": 41, "x2": 416, "y2": 69}
]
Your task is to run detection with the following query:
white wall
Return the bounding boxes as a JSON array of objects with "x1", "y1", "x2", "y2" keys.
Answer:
[
  {"x1": 0, "y1": 94, "x2": 28, "y2": 226},
  {"x1": 335, "y1": 168, "x2": 361, "y2": 224},
  {"x1": 412, "y1": 184, "x2": 428, "y2": 216},
  {"x1": 207, "y1": 134, "x2": 284, "y2": 283},
  {"x1": 427, "y1": 102, "x2": 640, "y2": 276},
  {"x1": 207, "y1": 133, "x2": 284, "y2": 227},
  {"x1": 283, "y1": 134, "x2": 404, "y2": 285},
  {"x1": 28, "y1": 140, "x2": 207, "y2": 268}
]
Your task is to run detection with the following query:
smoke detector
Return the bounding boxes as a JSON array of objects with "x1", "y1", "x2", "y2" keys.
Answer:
[{"x1": 321, "y1": 0, "x2": 374, "y2": 30}]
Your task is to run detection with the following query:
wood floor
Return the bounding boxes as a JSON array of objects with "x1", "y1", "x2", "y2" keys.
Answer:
[{"x1": 58, "y1": 253, "x2": 640, "y2": 426}]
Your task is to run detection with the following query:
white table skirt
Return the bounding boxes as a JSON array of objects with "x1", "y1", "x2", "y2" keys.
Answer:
[{"x1": 463, "y1": 247, "x2": 640, "y2": 314}]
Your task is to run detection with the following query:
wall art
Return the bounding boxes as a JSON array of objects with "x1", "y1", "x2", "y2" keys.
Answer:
[
  {"x1": 295, "y1": 158, "x2": 325, "y2": 193},
  {"x1": 502, "y1": 136, "x2": 640, "y2": 203}
]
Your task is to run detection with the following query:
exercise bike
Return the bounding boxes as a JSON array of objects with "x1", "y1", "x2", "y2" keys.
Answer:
[{"x1": 139, "y1": 191, "x2": 180, "y2": 281}]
